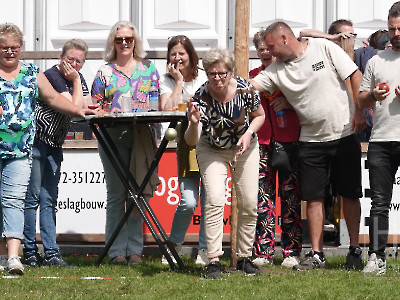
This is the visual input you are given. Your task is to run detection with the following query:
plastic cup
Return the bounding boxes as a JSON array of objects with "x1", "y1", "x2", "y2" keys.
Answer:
[
  {"x1": 65, "y1": 132, "x2": 74, "y2": 140},
  {"x1": 87, "y1": 98, "x2": 97, "y2": 110},
  {"x1": 120, "y1": 96, "x2": 132, "y2": 112},
  {"x1": 75, "y1": 132, "x2": 84, "y2": 140}
]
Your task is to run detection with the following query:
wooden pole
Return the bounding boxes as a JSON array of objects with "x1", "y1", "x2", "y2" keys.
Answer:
[{"x1": 231, "y1": 0, "x2": 250, "y2": 269}]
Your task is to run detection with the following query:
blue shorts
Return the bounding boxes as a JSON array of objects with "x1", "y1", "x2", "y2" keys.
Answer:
[{"x1": 298, "y1": 134, "x2": 363, "y2": 201}]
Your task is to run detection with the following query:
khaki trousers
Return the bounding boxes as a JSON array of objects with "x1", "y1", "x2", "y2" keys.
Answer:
[{"x1": 196, "y1": 138, "x2": 259, "y2": 259}]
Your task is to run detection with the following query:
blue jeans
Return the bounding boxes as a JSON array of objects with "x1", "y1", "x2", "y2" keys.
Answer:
[
  {"x1": 98, "y1": 125, "x2": 143, "y2": 259},
  {"x1": 0, "y1": 156, "x2": 32, "y2": 241},
  {"x1": 367, "y1": 142, "x2": 400, "y2": 258},
  {"x1": 23, "y1": 139, "x2": 63, "y2": 258},
  {"x1": 169, "y1": 176, "x2": 207, "y2": 249}
]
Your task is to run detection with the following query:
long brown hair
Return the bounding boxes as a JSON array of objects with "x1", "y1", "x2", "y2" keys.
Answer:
[{"x1": 167, "y1": 35, "x2": 199, "y2": 80}]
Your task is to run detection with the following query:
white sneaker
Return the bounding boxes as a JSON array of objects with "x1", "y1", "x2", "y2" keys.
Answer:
[
  {"x1": 195, "y1": 248, "x2": 209, "y2": 265},
  {"x1": 7, "y1": 256, "x2": 24, "y2": 275},
  {"x1": 362, "y1": 253, "x2": 386, "y2": 275},
  {"x1": 252, "y1": 256, "x2": 273, "y2": 266},
  {"x1": 0, "y1": 255, "x2": 7, "y2": 271},
  {"x1": 161, "y1": 244, "x2": 182, "y2": 265},
  {"x1": 281, "y1": 256, "x2": 300, "y2": 268}
]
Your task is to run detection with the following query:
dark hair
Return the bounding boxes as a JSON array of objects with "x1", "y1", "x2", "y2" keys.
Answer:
[
  {"x1": 167, "y1": 35, "x2": 199, "y2": 80},
  {"x1": 368, "y1": 29, "x2": 389, "y2": 50},
  {"x1": 328, "y1": 19, "x2": 353, "y2": 35},
  {"x1": 389, "y1": 1, "x2": 400, "y2": 19}
]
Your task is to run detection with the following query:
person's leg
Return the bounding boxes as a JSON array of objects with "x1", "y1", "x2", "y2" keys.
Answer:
[
  {"x1": 306, "y1": 198, "x2": 324, "y2": 252},
  {"x1": 98, "y1": 126, "x2": 133, "y2": 260},
  {"x1": 196, "y1": 141, "x2": 228, "y2": 261},
  {"x1": 169, "y1": 176, "x2": 201, "y2": 245},
  {"x1": 232, "y1": 139, "x2": 259, "y2": 259},
  {"x1": 23, "y1": 142, "x2": 44, "y2": 259},
  {"x1": 279, "y1": 145, "x2": 302, "y2": 259},
  {"x1": 1, "y1": 157, "x2": 32, "y2": 273},
  {"x1": 367, "y1": 142, "x2": 396, "y2": 258},
  {"x1": 253, "y1": 144, "x2": 276, "y2": 263},
  {"x1": 39, "y1": 145, "x2": 63, "y2": 259},
  {"x1": 198, "y1": 180, "x2": 207, "y2": 250}
]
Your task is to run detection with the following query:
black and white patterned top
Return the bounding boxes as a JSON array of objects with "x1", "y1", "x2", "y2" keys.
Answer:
[
  {"x1": 35, "y1": 65, "x2": 89, "y2": 147},
  {"x1": 193, "y1": 76, "x2": 260, "y2": 149}
]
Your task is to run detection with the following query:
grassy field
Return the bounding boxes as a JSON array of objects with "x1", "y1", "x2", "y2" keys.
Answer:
[{"x1": 1, "y1": 255, "x2": 399, "y2": 300}]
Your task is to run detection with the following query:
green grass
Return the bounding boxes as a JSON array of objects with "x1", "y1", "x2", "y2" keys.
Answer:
[{"x1": 1, "y1": 255, "x2": 400, "y2": 299}]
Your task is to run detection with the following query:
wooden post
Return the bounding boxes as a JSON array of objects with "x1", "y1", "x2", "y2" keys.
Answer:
[{"x1": 231, "y1": 0, "x2": 250, "y2": 269}]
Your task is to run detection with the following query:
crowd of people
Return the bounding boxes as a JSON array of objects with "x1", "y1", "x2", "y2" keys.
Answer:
[{"x1": 0, "y1": 1, "x2": 399, "y2": 278}]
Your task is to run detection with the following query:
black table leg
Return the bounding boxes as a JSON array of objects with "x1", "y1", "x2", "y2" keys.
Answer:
[{"x1": 91, "y1": 122, "x2": 184, "y2": 270}]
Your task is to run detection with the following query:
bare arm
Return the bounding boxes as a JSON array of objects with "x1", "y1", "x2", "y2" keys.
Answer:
[
  {"x1": 184, "y1": 99, "x2": 202, "y2": 146},
  {"x1": 37, "y1": 71, "x2": 84, "y2": 117},
  {"x1": 358, "y1": 83, "x2": 391, "y2": 109},
  {"x1": 236, "y1": 105, "x2": 265, "y2": 155},
  {"x1": 59, "y1": 61, "x2": 84, "y2": 107},
  {"x1": 348, "y1": 69, "x2": 366, "y2": 133},
  {"x1": 160, "y1": 64, "x2": 185, "y2": 110},
  {"x1": 299, "y1": 29, "x2": 351, "y2": 44}
]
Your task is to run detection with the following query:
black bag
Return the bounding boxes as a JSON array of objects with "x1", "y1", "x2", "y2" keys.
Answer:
[{"x1": 271, "y1": 141, "x2": 292, "y2": 175}]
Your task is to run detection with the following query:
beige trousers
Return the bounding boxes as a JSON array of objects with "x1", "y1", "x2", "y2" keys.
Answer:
[{"x1": 196, "y1": 138, "x2": 259, "y2": 259}]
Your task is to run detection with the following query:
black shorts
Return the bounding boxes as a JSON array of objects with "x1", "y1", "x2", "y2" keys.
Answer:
[{"x1": 298, "y1": 134, "x2": 363, "y2": 201}]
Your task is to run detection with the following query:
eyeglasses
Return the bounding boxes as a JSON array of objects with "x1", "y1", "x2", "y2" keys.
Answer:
[
  {"x1": 115, "y1": 36, "x2": 134, "y2": 44},
  {"x1": 207, "y1": 72, "x2": 229, "y2": 79},
  {"x1": 65, "y1": 56, "x2": 84, "y2": 66},
  {"x1": 0, "y1": 46, "x2": 20, "y2": 53}
]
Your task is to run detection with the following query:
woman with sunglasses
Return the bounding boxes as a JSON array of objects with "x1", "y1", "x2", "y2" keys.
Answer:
[
  {"x1": 159, "y1": 35, "x2": 208, "y2": 265},
  {"x1": 91, "y1": 21, "x2": 159, "y2": 265},
  {"x1": 184, "y1": 48, "x2": 265, "y2": 279}
]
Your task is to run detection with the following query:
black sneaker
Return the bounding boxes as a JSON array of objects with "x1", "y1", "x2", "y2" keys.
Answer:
[
  {"x1": 345, "y1": 246, "x2": 362, "y2": 269},
  {"x1": 237, "y1": 257, "x2": 261, "y2": 276},
  {"x1": 293, "y1": 251, "x2": 326, "y2": 271},
  {"x1": 206, "y1": 261, "x2": 222, "y2": 279},
  {"x1": 22, "y1": 253, "x2": 43, "y2": 268},
  {"x1": 42, "y1": 255, "x2": 73, "y2": 268}
]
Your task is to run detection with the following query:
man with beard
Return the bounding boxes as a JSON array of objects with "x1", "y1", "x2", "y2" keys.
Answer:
[{"x1": 358, "y1": 1, "x2": 400, "y2": 275}]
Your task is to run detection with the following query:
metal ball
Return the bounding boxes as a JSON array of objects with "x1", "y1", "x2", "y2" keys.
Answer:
[{"x1": 165, "y1": 128, "x2": 177, "y2": 141}]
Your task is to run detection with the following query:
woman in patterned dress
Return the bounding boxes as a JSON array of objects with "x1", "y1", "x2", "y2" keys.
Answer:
[{"x1": 184, "y1": 48, "x2": 265, "y2": 279}]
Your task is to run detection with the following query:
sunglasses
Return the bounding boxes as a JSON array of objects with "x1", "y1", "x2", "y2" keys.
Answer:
[
  {"x1": 114, "y1": 36, "x2": 134, "y2": 44},
  {"x1": 336, "y1": 32, "x2": 357, "y2": 37}
]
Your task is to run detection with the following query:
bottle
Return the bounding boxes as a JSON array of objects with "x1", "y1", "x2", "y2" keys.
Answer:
[
  {"x1": 148, "y1": 77, "x2": 159, "y2": 111},
  {"x1": 276, "y1": 110, "x2": 287, "y2": 128}
]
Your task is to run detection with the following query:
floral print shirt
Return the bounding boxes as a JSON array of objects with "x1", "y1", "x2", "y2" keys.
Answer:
[
  {"x1": 0, "y1": 62, "x2": 39, "y2": 158},
  {"x1": 194, "y1": 76, "x2": 260, "y2": 149},
  {"x1": 91, "y1": 58, "x2": 159, "y2": 110}
]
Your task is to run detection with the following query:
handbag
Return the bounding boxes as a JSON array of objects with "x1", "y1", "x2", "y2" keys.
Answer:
[{"x1": 266, "y1": 105, "x2": 293, "y2": 176}]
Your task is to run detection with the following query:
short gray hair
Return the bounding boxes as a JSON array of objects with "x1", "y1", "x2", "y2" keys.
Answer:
[
  {"x1": 0, "y1": 23, "x2": 23, "y2": 45},
  {"x1": 62, "y1": 39, "x2": 88, "y2": 60},
  {"x1": 202, "y1": 48, "x2": 235, "y2": 73},
  {"x1": 103, "y1": 21, "x2": 146, "y2": 62}
]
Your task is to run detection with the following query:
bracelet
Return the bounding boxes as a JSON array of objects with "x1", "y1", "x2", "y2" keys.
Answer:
[
  {"x1": 370, "y1": 90, "x2": 377, "y2": 101},
  {"x1": 247, "y1": 129, "x2": 256, "y2": 138}
]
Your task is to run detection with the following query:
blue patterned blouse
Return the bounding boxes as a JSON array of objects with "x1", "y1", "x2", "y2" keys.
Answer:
[{"x1": 0, "y1": 62, "x2": 39, "y2": 158}]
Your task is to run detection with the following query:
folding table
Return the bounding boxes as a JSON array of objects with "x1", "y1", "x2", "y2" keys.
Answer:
[{"x1": 74, "y1": 111, "x2": 186, "y2": 270}]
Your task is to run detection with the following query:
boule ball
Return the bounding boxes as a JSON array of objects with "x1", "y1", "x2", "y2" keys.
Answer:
[{"x1": 165, "y1": 128, "x2": 177, "y2": 141}]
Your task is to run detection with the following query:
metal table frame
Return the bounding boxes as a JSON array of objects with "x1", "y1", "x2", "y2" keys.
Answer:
[{"x1": 74, "y1": 112, "x2": 186, "y2": 270}]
